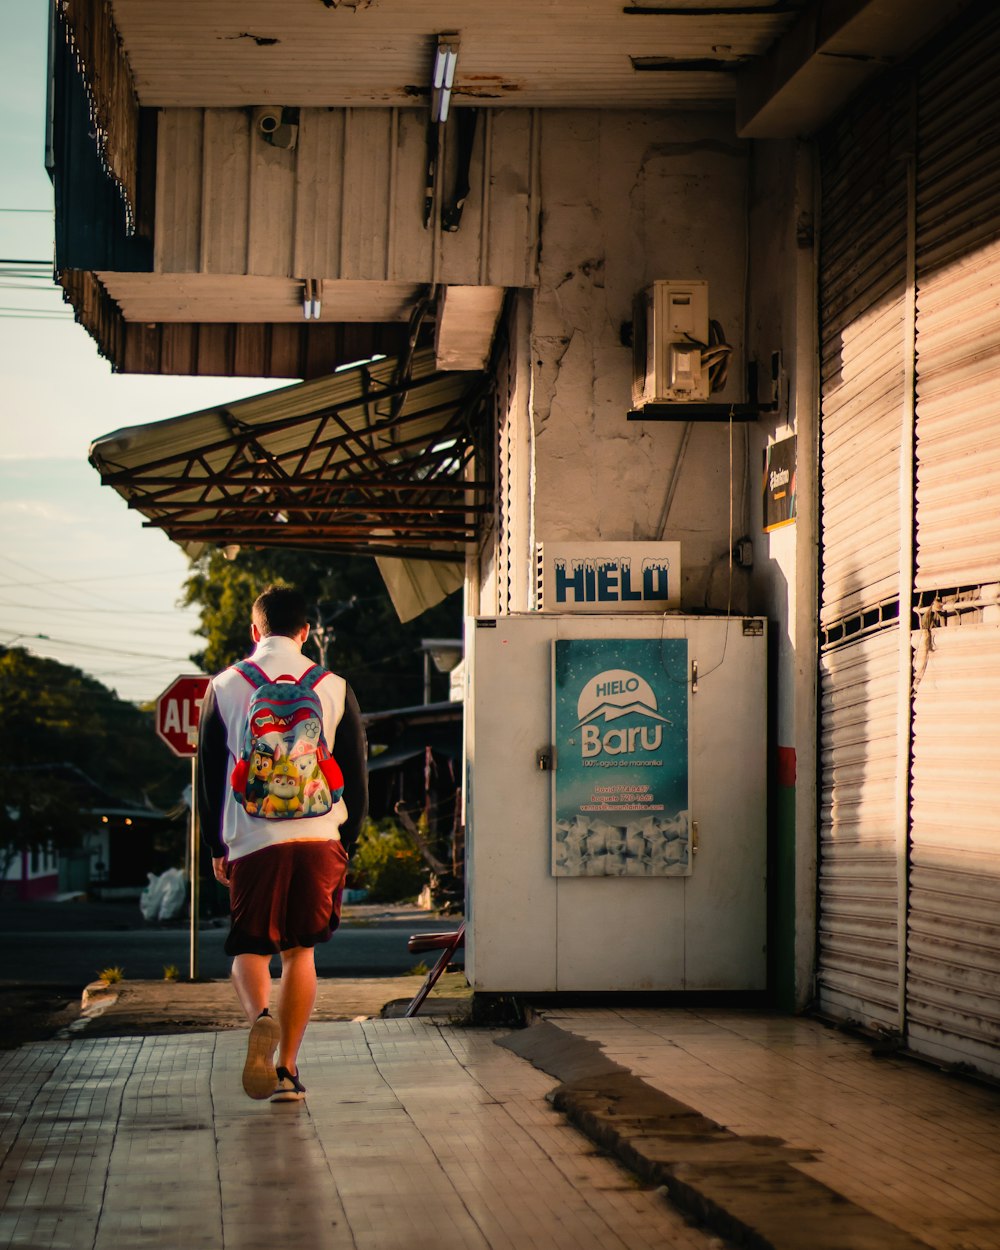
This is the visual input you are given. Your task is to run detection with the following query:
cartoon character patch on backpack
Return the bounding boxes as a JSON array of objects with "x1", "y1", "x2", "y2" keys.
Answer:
[{"x1": 229, "y1": 661, "x2": 344, "y2": 819}]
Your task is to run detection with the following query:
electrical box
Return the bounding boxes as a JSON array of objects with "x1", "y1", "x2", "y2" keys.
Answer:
[{"x1": 632, "y1": 280, "x2": 710, "y2": 407}]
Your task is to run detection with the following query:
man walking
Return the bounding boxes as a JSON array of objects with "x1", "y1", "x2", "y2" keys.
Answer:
[{"x1": 197, "y1": 584, "x2": 367, "y2": 1102}]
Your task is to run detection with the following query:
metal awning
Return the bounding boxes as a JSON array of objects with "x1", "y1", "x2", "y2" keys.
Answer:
[{"x1": 88, "y1": 349, "x2": 493, "y2": 566}]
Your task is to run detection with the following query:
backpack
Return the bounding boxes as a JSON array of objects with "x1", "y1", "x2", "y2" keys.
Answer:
[{"x1": 228, "y1": 660, "x2": 345, "y2": 820}]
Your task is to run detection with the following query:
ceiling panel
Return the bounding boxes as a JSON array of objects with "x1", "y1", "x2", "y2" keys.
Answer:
[
  {"x1": 111, "y1": 0, "x2": 805, "y2": 108},
  {"x1": 95, "y1": 274, "x2": 423, "y2": 323}
]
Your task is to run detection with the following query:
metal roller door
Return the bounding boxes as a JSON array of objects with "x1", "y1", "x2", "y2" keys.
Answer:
[
  {"x1": 816, "y1": 1, "x2": 1000, "y2": 1076},
  {"x1": 908, "y1": 625, "x2": 1000, "y2": 1080},
  {"x1": 905, "y1": 5, "x2": 1000, "y2": 1079},
  {"x1": 914, "y1": 10, "x2": 1000, "y2": 591},
  {"x1": 816, "y1": 77, "x2": 911, "y2": 1029},
  {"x1": 817, "y1": 629, "x2": 903, "y2": 1030},
  {"x1": 818, "y1": 83, "x2": 909, "y2": 630}
]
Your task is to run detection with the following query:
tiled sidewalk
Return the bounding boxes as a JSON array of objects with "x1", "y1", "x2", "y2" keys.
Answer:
[
  {"x1": 0, "y1": 1019, "x2": 726, "y2": 1250},
  {"x1": 536, "y1": 1007, "x2": 1000, "y2": 1250}
]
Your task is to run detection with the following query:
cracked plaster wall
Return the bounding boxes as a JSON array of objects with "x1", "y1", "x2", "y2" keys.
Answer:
[{"x1": 528, "y1": 110, "x2": 754, "y2": 610}]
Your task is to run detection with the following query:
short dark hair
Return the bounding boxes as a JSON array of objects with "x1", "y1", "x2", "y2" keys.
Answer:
[{"x1": 252, "y1": 584, "x2": 309, "y2": 638}]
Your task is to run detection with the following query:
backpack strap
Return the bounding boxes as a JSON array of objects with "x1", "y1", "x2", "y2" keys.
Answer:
[
  {"x1": 233, "y1": 660, "x2": 328, "y2": 689},
  {"x1": 299, "y1": 664, "x2": 329, "y2": 690},
  {"x1": 232, "y1": 660, "x2": 270, "y2": 689}
]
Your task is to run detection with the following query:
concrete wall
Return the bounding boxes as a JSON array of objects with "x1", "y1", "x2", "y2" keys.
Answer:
[
  {"x1": 529, "y1": 110, "x2": 752, "y2": 612},
  {"x1": 476, "y1": 109, "x2": 818, "y2": 1009}
]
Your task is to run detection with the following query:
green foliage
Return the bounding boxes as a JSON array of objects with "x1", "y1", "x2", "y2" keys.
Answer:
[
  {"x1": 350, "y1": 817, "x2": 427, "y2": 903},
  {"x1": 0, "y1": 647, "x2": 188, "y2": 879},
  {"x1": 181, "y1": 549, "x2": 461, "y2": 711},
  {"x1": 0, "y1": 646, "x2": 187, "y2": 805},
  {"x1": 0, "y1": 645, "x2": 187, "y2": 880},
  {"x1": 98, "y1": 966, "x2": 124, "y2": 984}
]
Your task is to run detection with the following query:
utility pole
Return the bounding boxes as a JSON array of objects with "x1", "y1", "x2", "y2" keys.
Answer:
[{"x1": 311, "y1": 596, "x2": 357, "y2": 668}]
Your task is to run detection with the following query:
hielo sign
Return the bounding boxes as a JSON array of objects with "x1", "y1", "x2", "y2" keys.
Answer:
[
  {"x1": 536, "y1": 542, "x2": 682, "y2": 612},
  {"x1": 155, "y1": 674, "x2": 210, "y2": 758}
]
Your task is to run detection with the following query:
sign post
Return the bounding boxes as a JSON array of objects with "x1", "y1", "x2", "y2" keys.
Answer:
[{"x1": 155, "y1": 675, "x2": 211, "y2": 979}]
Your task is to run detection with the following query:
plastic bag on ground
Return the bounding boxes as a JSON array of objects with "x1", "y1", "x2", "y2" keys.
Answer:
[{"x1": 139, "y1": 868, "x2": 187, "y2": 922}]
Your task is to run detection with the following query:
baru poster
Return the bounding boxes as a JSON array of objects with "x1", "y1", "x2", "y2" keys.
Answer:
[{"x1": 551, "y1": 638, "x2": 690, "y2": 877}]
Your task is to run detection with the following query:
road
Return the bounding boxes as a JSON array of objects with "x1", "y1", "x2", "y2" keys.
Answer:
[{"x1": 0, "y1": 899, "x2": 462, "y2": 984}]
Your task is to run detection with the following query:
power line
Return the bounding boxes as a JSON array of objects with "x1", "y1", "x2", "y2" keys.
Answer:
[
  {"x1": 0, "y1": 568, "x2": 190, "y2": 589},
  {"x1": 0, "y1": 308, "x2": 73, "y2": 317},
  {"x1": 0, "y1": 557, "x2": 157, "y2": 615},
  {"x1": 0, "y1": 307, "x2": 73, "y2": 317},
  {"x1": 0, "y1": 630, "x2": 193, "y2": 663},
  {"x1": 0, "y1": 598, "x2": 191, "y2": 617},
  {"x1": 0, "y1": 209, "x2": 52, "y2": 214}
]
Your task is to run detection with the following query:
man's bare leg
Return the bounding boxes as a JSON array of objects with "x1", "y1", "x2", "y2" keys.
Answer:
[
  {"x1": 276, "y1": 945, "x2": 317, "y2": 1075},
  {"x1": 231, "y1": 952, "x2": 273, "y2": 1024},
  {"x1": 232, "y1": 953, "x2": 281, "y2": 1099}
]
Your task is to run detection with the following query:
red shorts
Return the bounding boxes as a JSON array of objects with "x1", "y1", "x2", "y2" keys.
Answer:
[{"x1": 225, "y1": 839, "x2": 350, "y2": 956}]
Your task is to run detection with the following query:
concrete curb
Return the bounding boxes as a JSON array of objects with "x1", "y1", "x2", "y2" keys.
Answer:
[
  {"x1": 80, "y1": 979, "x2": 120, "y2": 1010},
  {"x1": 53, "y1": 979, "x2": 121, "y2": 1039},
  {"x1": 499, "y1": 1018, "x2": 933, "y2": 1250}
]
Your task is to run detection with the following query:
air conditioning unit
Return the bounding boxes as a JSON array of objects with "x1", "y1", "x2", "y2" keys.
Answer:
[{"x1": 632, "y1": 280, "x2": 710, "y2": 407}]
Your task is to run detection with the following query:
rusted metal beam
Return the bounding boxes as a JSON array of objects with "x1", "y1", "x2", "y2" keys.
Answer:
[
  {"x1": 104, "y1": 371, "x2": 459, "y2": 478},
  {"x1": 100, "y1": 471, "x2": 492, "y2": 492},
  {"x1": 159, "y1": 528, "x2": 478, "y2": 546},
  {"x1": 151, "y1": 519, "x2": 480, "y2": 537},
  {"x1": 136, "y1": 499, "x2": 488, "y2": 516}
]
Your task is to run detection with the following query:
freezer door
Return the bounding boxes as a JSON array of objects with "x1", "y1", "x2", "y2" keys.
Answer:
[{"x1": 466, "y1": 615, "x2": 766, "y2": 992}]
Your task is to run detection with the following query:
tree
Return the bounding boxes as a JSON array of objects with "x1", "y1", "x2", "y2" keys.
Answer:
[
  {"x1": 0, "y1": 647, "x2": 187, "y2": 803},
  {"x1": 0, "y1": 647, "x2": 188, "y2": 875},
  {"x1": 181, "y1": 550, "x2": 462, "y2": 712}
]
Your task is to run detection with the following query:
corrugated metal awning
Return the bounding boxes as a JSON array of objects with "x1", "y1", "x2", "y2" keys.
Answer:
[{"x1": 89, "y1": 349, "x2": 492, "y2": 573}]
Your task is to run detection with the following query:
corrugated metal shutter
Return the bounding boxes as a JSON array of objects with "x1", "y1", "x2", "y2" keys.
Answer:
[
  {"x1": 907, "y1": 624, "x2": 1000, "y2": 1080},
  {"x1": 818, "y1": 83, "x2": 910, "y2": 628},
  {"x1": 817, "y1": 629, "x2": 902, "y2": 1029},
  {"x1": 816, "y1": 77, "x2": 911, "y2": 1030},
  {"x1": 903, "y1": 5, "x2": 1000, "y2": 1080},
  {"x1": 914, "y1": 13, "x2": 1000, "y2": 591},
  {"x1": 815, "y1": 1, "x2": 1000, "y2": 1078}
]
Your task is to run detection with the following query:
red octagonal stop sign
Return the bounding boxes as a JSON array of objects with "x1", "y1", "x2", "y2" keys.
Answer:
[{"x1": 155, "y1": 674, "x2": 211, "y2": 757}]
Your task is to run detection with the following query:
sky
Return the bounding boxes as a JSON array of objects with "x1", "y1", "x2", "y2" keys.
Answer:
[{"x1": 0, "y1": 3, "x2": 281, "y2": 704}]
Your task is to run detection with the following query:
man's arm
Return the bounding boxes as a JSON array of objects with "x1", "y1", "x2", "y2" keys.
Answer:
[
  {"x1": 333, "y1": 683, "x2": 368, "y2": 857},
  {"x1": 197, "y1": 683, "x2": 230, "y2": 861}
]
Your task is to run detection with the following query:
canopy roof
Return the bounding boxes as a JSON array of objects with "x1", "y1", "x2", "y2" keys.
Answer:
[{"x1": 89, "y1": 350, "x2": 492, "y2": 566}]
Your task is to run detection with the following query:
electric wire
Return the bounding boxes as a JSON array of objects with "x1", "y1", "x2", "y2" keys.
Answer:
[{"x1": 0, "y1": 630, "x2": 194, "y2": 663}]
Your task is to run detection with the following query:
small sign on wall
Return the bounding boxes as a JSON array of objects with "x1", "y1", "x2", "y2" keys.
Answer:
[{"x1": 763, "y1": 435, "x2": 797, "y2": 532}]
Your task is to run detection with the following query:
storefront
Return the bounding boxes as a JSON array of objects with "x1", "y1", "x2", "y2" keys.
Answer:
[{"x1": 817, "y1": 2, "x2": 1000, "y2": 1078}]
